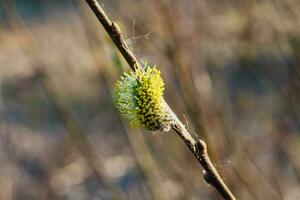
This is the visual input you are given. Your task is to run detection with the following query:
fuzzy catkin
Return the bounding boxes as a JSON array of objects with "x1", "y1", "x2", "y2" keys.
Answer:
[{"x1": 115, "y1": 66, "x2": 171, "y2": 131}]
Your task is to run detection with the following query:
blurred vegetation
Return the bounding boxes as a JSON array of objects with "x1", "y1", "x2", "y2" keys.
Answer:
[{"x1": 0, "y1": 0, "x2": 300, "y2": 199}]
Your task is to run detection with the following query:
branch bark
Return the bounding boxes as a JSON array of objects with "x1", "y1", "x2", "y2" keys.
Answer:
[{"x1": 84, "y1": 0, "x2": 236, "y2": 199}]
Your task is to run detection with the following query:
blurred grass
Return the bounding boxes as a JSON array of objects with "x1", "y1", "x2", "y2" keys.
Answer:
[{"x1": 0, "y1": 0, "x2": 300, "y2": 199}]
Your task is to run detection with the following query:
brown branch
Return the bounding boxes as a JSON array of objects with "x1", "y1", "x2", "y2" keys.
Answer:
[
  {"x1": 73, "y1": 1, "x2": 167, "y2": 199},
  {"x1": 172, "y1": 120, "x2": 236, "y2": 200},
  {"x1": 85, "y1": 0, "x2": 141, "y2": 70},
  {"x1": 84, "y1": 0, "x2": 236, "y2": 199}
]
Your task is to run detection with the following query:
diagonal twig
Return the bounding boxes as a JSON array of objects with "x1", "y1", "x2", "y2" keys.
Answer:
[{"x1": 84, "y1": 0, "x2": 236, "y2": 199}]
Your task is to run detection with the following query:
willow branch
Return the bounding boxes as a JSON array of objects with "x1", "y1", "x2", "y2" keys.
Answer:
[
  {"x1": 84, "y1": 0, "x2": 140, "y2": 70},
  {"x1": 84, "y1": 0, "x2": 236, "y2": 199}
]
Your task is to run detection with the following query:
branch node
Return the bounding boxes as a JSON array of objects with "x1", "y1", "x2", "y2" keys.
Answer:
[
  {"x1": 203, "y1": 170, "x2": 213, "y2": 185},
  {"x1": 111, "y1": 22, "x2": 122, "y2": 36},
  {"x1": 196, "y1": 139, "x2": 207, "y2": 154}
]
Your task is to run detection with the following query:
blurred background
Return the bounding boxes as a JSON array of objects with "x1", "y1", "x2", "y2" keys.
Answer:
[{"x1": 0, "y1": 0, "x2": 300, "y2": 199}]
